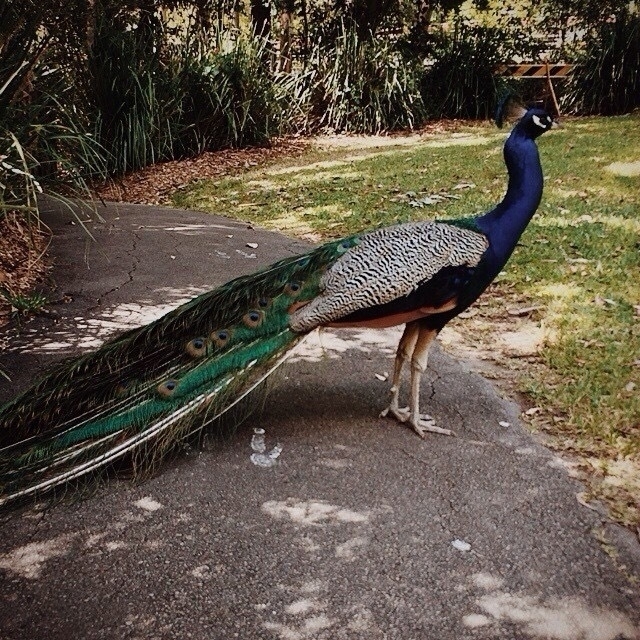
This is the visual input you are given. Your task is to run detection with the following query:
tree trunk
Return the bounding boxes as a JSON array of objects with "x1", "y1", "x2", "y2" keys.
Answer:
[
  {"x1": 301, "y1": 0, "x2": 308, "y2": 60},
  {"x1": 417, "y1": 0, "x2": 433, "y2": 35},
  {"x1": 85, "y1": 0, "x2": 96, "y2": 54},
  {"x1": 251, "y1": 0, "x2": 271, "y2": 38},
  {"x1": 278, "y1": 8, "x2": 292, "y2": 72}
]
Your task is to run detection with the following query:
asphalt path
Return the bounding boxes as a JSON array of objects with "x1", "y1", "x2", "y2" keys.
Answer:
[{"x1": 0, "y1": 201, "x2": 638, "y2": 639}]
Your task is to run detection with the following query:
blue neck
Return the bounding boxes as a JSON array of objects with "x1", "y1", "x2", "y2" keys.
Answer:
[{"x1": 476, "y1": 128, "x2": 543, "y2": 263}]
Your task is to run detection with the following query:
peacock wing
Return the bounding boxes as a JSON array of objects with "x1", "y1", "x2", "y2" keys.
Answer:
[{"x1": 290, "y1": 221, "x2": 488, "y2": 331}]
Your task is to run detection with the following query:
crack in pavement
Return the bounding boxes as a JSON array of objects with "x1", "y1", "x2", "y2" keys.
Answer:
[{"x1": 87, "y1": 227, "x2": 141, "y2": 313}]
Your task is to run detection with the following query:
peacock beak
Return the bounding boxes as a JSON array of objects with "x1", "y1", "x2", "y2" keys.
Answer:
[{"x1": 551, "y1": 119, "x2": 562, "y2": 129}]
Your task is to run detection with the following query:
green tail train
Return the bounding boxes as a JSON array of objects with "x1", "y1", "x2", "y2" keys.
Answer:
[{"x1": 0, "y1": 235, "x2": 360, "y2": 508}]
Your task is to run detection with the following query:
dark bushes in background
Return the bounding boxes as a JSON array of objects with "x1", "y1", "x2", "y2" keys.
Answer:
[
  {"x1": 279, "y1": 27, "x2": 427, "y2": 134},
  {"x1": 89, "y1": 25, "x2": 279, "y2": 175},
  {"x1": 2, "y1": 1, "x2": 638, "y2": 218},
  {"x1": 563, "y1": 10, "x2": 640, "y2": 115},
  {"x1": 418, "y1": 22, "x2": 525, "y2": 120},
  {"x1": 0, "y1": 58, "x2": 105, "y2": 224}
]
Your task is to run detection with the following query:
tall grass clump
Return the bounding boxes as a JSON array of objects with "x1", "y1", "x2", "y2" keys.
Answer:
[
  {"x1": 89, "y1": 24, "x2": 280, "y2": 175},
  {"x1": 0, "y1": 0, "x2": 107, "y2": 222},
  {"x1": 88, "y1": 24, "x2": 176, "y2": 176},
  {"x1": 0, "y1": 51, "x2": 106, "y2": 318},
  {"x1": 0, "y1": 59, "x2": 106, "y2": 226},
  {"x1": 206, "y1": 37, "x2": 280, "y2": 147},
  {"x1": 419, "y1": 22, "x2": 520, "y2": 120},
  {"x1": 279, "y1": 27, "x2": 426, "y2": 134},
  {"x1": 564, "y1": 10, "x2": 640, "y2": 115}
]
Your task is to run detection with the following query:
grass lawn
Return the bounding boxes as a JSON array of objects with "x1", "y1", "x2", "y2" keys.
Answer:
[{"x1": 173, "y1": 115, "x2": 640, "y2": 528}]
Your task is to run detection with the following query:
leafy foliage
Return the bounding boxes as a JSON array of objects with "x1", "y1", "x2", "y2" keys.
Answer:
[
  {"x1": 1, "y1": 0, "x2": 637, "y2": 226},
  {"x1": 89, "y1": 23, "x2": 279, "y2": 175},
  {"x1": 0, "y1": 48, "x2": 105, "y2": 226},
  {"x1": 563, "y1": 10, "x2": 640, "y2": 115},
  {"x1": 278, "y1": 27, "x2": 426, "y2": 134},
  {"x1": 419, "y1": 21, "x2": 523, "y2": 120},
  {"x1": 0, "y1": 288, "x2": 48, "y2": 315}
]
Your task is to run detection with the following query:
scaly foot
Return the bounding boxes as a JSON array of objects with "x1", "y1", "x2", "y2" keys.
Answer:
[
  {"x1": 409, "y1": 415, "x2": 454, "y2": 438},
  {"x1": 379, "y1": 404, "x2": 409, "y2": 422},
  {"x1": 380, "y1": 406, "x2": 454, "y2": 438}
]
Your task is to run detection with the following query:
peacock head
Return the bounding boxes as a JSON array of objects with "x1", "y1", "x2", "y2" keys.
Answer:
[
  {"x1": 516, "y1": 108, "x2": 557, "y2": 139},
  {"x1": 495, "y1": 95, "x2": 558, "y2": 139}
]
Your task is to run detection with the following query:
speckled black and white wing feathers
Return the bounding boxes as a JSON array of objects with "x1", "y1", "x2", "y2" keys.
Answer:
[{"x1": 290, "y1": 221, "x2": 488, "y2": 331}]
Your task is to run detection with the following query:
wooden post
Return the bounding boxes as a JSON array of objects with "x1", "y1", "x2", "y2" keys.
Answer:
[
  {"x1": 278, "y1": 8, "x2": 292, "y2": 73},
  {"x1": 545, "y1": 61, "x2": 562, "y2": 117}
]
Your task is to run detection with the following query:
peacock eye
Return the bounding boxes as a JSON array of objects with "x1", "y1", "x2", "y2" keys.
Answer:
[
  {"x1": 212, "y1": 329, "x2": 232, "y2": 347},
  {"x1": 157, "y1": 379, "x2": 178, "y2": 397},
  {"x1": 284, "y1": 282, "x2": 302, "y2": 296},
  {"x1": 116, "y1": 380, "x2": 132, "y2": 396},
  {"x1": 243, "y1": 309, "x2": 264, "y2": 328},
  {"x1": 186, "y1": 337, "x2": 207, "y2": 357}
]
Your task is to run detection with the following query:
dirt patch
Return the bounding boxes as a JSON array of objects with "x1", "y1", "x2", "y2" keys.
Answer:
[
  {"x1": 92, "y1": 123, "x2": 480, "y2": 206},
  {"x1": 313, "y1": 121, "x2": 473, "y2": 151},
  {"x1": 0, "y1": 213, "x2": 50, "y2": 326},
  {"x1": 605, "y1": 160, "x2": 640, "y2": 177},
  {"x1": 93, "y1": 137, "x2": 310, "y2": 206}
]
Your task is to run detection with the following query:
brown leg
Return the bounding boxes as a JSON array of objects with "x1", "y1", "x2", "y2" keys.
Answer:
[
  {"x1": 406, "y1": 326, "x2": 453, "y2": 437},
  {"x1": 381, "y1": 323, "x2": 453, "y2": 437},
  {"x1": 379, "y1": 322, "x2": 419, "y2": 422}
]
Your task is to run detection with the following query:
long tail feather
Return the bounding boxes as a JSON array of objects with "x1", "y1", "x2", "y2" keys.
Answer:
[
  {"x1": 0, "y1": 235, "x2": 359, "y2": 508},
  {"x1": 0, "y1": 336, "x2": 305, "y2": 507}
]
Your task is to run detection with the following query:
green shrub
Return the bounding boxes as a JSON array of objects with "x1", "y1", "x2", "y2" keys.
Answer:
[
  {"x1": 88, "y1": 24, "x2": 179, "y2": 175},
  {"x1": 89, "y1": 24, "x2": 280, "y2": 175},
  {"x1": 564, "y1": 10, "x2": 640, "y2": 115},
  {"x1": 204, "y1": 37, "x2": 280, "y2": 148},
  {"x1": 419, "y1": 22, "x2": 519, "y2": 120},
  {"x1": 0, "y1": 59, "x2": 105, "y2": 224},
  {"x1": 279, "y1": 27, "x2": 427, "y2": 134}
]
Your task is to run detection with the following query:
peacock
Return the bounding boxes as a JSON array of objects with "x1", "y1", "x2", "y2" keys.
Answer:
[{"x1": 0, "y1": 100, "x2": 556, "y2": 508}]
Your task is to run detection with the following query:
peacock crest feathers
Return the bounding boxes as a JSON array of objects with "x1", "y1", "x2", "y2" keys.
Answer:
[{"x1": 495, "y1": 93, "x2": 528, "y2": 129}]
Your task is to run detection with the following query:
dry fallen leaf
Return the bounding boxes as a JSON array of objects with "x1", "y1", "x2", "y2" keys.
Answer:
[
  {"x1": 576, "y1": 492, "x2": 598, "y2": 511},
  {"x1": 93, "y1": 138, "x2": 309, "y2": 205},
  {"x1": 452, "y1": 182, "x2": 476, "y2": 190},
  {"x1": 507, "y1": 305, "x2": 542, "y2": 317}
]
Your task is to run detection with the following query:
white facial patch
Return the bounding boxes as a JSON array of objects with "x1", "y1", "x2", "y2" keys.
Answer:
[{"x1": 532, "y1": 114, "x2": 547, "y2": 129}]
